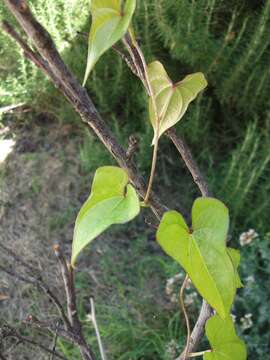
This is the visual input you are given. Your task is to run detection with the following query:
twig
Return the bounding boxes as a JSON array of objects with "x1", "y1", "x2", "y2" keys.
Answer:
[
  {"x1": 0, "y1": 263, "x2": 38, "y2": 286},
  {"x1": 0, "y1": 352, "x2": 8, "y2": 360},
  {"x1": 126, "y1": 135, "x2": 138, "y2": 160},
  {"x1": 175, "y1": 301, "x2": 212, "y2": 360},
  {"x1": 179, "y1": 275, "x2": 191, "y2": 360},
  {"x1": 53, "y1": 245, "x2": 97, "y2": 360},
  {"x1": 112, "y1": 45, "x2": 140, "y2": 78},
  {"x1": 0, "y1": 242, "x2": 39, "y2": 274},
  {"x1": 49, "y1": 322, "x2": 59, "y2": 360},
  {"x1": 123, "y1": 32, "x2": 161, "y2": 204},
  {"x1": 53, "y1": 245, "x2": 79, "y2": 332},
  {"x1": 1, "y1": 324, "x2": 67, "y2": 360},
  {"x1": 166, "y1": 128, "x2": 212, "y2": 197},
  {"x1": 89, "y1": 298, "x2": 107, "y2": 360},
  {"x1": 0, "y1": 246, "x2": 71, "y2": 331},
  {"x1": 24, "y1": 317, "x2": 81, "y2": 345},
  {"x1": 0, "y1": 244, "x2": 97, "y2": 360},
  {"x1": 1, "y1": 21, "x2": 58, "y2": 83},
  {"x1": 0, "y1": 103, "x2": 27, "y2": 114},
  {"x1": 144, "y1": 217, "x2": 158, "y2": 229}
]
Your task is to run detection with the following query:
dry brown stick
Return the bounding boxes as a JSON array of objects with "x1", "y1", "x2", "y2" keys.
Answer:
[
  {"x1": 1, "y1": 324, "x2": 67, "y2": 360},
  {"x1": 53, "y1": 246, "x2": 79, "y2": 332},
  {"x1": 53, "y1": 245, "x2": 97, "y2": 360},
  {"x1": 25, "y1": 317, "x2": 81, "y2": 345},
  {"x1": 0, "y1": 245, "x2": 96, "y2": 360},
  {"x1": 166, "y1": 128, "x2": 212, "y2": 197},
  {"x1": 49, "y1": 322, "x2": 59, "y2": 360},
  {"x1": 0, "y1": 242, "x2": 39, "y2": 274},
  {"x1": 0, "y1": 246, "x2": 71, "y2": 331},
  {"x1": 0, "y1": 352, "x2": 8, "y2": 360}
]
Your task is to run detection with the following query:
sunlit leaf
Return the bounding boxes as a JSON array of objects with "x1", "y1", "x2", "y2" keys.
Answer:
[
  {"x1": 227, "y1": 248, "x2": 243, "y2": 288},
  {"x1": 83, "y1": 0, "x2": 136, "y2": 85},
  {"x1": 204, "y1": 315, "x2": 247, "y2": 360},
  {"x1": 72, "y1": 166, "x2": 140, "y2": 265},
  {"x1": 147, "y1": 61, "x2": 207, "y2": 143},
  {"x1": 157, "y1": 197, "x2": 236, "y2": 318}
]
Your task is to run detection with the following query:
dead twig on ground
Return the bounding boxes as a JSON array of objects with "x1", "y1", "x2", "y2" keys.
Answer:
[{"x1": 0, "y1": 244, "x2": 97, "y2": 360}]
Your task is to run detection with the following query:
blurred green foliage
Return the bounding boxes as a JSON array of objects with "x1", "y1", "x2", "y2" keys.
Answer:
[{"x1": 1, "y1": 1, "x2": 270, "y2": 359}]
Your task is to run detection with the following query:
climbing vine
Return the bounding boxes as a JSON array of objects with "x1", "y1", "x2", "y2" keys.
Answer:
[{"x1": 71, "y1": 1, "x2": 247, "y2": 359}]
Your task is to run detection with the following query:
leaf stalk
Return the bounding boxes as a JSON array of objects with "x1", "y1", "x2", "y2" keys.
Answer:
[{"x1": 180, "y1": 275, "x2": 191, "y2": 360}]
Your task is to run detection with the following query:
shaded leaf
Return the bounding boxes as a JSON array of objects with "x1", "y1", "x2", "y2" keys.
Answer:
[
  {"x1": 157, "y1": 197, "x2": 236, "y2": 318},
  {"x1": 83, "y1": 0, "x2": 136, "y2": 84},
  {"x1": 204, "y1": 315, "x2": 247, "y2": 360},
  {"x1": 147, "y1": 61, "x2": 207, "y2": 143},
  {"x1": 227, "y1": 248, "x2": 243, "y2": 288},
  {"x1": 72, "y1": 166, "x2": 140, "y2": 265}
]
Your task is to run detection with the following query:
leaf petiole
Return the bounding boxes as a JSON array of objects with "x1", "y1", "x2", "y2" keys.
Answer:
[
  {"x1": 144, "y1": 133, "x2": 159, "y2": 204},
  {"x1": 188, "y1": 350, "x2": 212, "y2": 357},
  {"x1": 180, "y1": 275, "x2": 191, "y2": 360}
]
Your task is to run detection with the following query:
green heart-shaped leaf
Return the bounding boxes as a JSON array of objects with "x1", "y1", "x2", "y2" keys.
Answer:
[
  {"x1": 157, "y1": 197, "x2": 236, "y2": 318},
  {"x1": 72, "y1": 166, "x2": 140, "y2": 265},
  {"x1": 227, "y1": 248, "x2": 243, "y2": 288},
  {"x1": 83, "y1": 0, "x2": 136, "y2": 85},
  {"x1": 147, "y1": 61, "x2": 207, "y2": 143},
  {"x1": 204, "y1": 315, "x2": 247, "y2": 360}
]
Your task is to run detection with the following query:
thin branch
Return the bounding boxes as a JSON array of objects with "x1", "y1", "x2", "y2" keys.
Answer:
[
  {"x1": 176, "y1": 301, "x2": 213, "y2": 360},
  {"x1": 0, "y1": 242, "x2": 39, "y2": 274},
  {"x1": 179, "y1": 275, "x2": 191, "y2": 360},
  {"x1": 1, "y1": 20, "x2": 60, "y2": 86},
  {"x1": 166, "y1": 128, "x2": 212, "y2": 197},
  {"x1": 124, "y1": 32, "x2": 161, "y2": 204},
  {"x1": 0, "y1": 102, "x2": 28, "y2": 114},
  {"x1": 112, "y1": 44, "x2": 140, "y2": 78},
  {"x1": 1, "y1": 325, "x2": 67, "y2": 360},
  {"x1": 24, "y1": 317, "x2": 81, "y2": 345},
  {"x1": 53, "y1": 245, "x2": 79, "y2": 332},
  {"x1": 89, "y1": 298, "x2": 107, "y2": 360},
  {"x1": 126, "y1": 135, "x2": 138, "y2": 160},
  {"x1": 0, "y1": 352, "x2": 8, "y2": 360},
  {"x1": 49, "y1": 322, "x2": 59, "y2": 360},
  {"x1": 0, "y1": 248, "x2": 71, "y2": 331},
  {"x1": 53, "y1": 245, "x2": 97, "y2": 360},
  {"x1": 0, "y1": 264, "x2": 38, "y2": 286}
]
